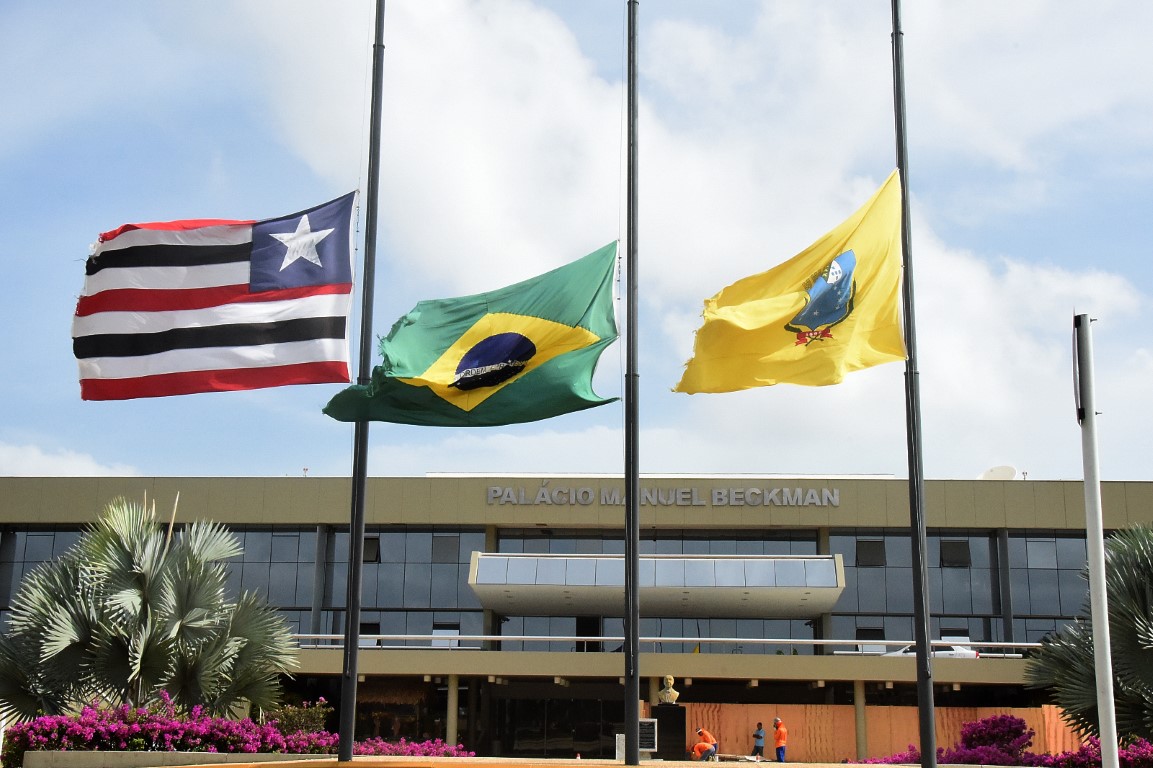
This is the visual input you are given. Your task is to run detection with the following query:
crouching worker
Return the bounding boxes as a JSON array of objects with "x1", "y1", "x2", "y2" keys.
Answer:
[{"x1": 693, "y1": 727, "x2": 719, "y2": 761}]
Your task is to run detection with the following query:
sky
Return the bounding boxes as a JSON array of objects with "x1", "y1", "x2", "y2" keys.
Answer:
[{"x1": 1, "y1": 0, "x2": 1150, "y2": 482}]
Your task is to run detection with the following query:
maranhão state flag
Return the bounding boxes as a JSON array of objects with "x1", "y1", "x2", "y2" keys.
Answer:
[{"x1": 73, "y1": 192, "x2": 357, "y2": 401}]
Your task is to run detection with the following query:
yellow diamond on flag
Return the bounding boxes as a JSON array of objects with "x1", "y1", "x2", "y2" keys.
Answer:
[{"x1": 400, "y1": 312, "x2": 602, "y2": 412}]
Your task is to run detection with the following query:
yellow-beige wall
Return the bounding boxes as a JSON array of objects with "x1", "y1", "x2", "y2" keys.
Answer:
[{"x1": 2, "y1": 476, "x2": 1150, "y2": 530}]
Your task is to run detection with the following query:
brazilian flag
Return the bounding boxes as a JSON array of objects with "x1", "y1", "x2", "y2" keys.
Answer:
[{"x1": 323, "y1": 243, "x2": 619, "y2": 426}]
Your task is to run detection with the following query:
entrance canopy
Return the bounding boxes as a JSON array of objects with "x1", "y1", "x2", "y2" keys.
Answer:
[{"x1": 468, "y1": 553, "x2": 844, "y2": 618}]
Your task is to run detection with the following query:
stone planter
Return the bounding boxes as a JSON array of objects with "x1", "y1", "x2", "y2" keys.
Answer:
[{"x1": 23, "y1": 752, "x2": 327, "y2": 768}]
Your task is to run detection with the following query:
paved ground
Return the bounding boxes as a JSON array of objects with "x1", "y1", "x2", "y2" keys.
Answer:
[{"x1": 209, "y1": 751, "x2": 871, "y2": 765}]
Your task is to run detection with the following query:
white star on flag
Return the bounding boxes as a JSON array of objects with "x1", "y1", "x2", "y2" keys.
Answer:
[{"x1": 271, "y1": 214, "x2": 335, "y2": 271}]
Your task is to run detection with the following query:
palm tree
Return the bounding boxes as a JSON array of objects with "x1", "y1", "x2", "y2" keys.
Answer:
[
  {"x1": 1026, "y1": 525, "x2": 1153, "y2": 742},
  {"x1": 0, "y1": 496, "x2": 297, "y2": 721}
]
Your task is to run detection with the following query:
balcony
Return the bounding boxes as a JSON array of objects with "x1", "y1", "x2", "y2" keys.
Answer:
[{"x1": 468, "y1": 552, "x2": 844, "y2": 618}]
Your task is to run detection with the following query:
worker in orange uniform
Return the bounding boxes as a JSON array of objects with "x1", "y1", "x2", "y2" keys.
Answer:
[
  {"x1": 694, "y1": 727, "x2": 719, "y2": 761},
  {"x1": 773, "y1": 718, "x2": 787, "y2": 762}
]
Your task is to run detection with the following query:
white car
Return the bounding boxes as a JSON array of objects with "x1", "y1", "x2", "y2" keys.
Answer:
[{"x1": 884, "y1": 643, "x2": 979, "y2": 658}]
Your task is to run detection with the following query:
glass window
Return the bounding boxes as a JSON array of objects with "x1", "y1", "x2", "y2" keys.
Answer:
[
  {"x1": 402, "y1": 563, "x2": 432, "y2": 607},
  {"x1": 360, "y1": 564, "x2": 379, "y2": 606},
  {"x1": 575, "y1": 538, "x2": 601, "y2": 555},
  {"x1": 1009, "y1": 568, "x2": 1030, "y2": 615},
  {"x1": 829, "y1": 535, "x2": 855, "y2": 558},
  {"x1": 432, "y1": 623, "x2": 460, "y2": 648},
  {"x1": 51, "y1": 531, "x2": 81, "y2": 558},
  {"x1": 1056, "y1": 537, "x2": 1087, "y2": 570},
  {"x1": 268, "y1": 563, "x2": 299, "y2": 606},
  {"x1": 709, "y1": 539, "x2": 737, "y2": 555},
  {"x1": 380, "y1": 611, "x2": 406, "y2": 634},
  {"x1": 926, "y1": 568, "x2": 943, "y2": 613},
  {"x1": 735, "y1": 539, "x2": 762, "y2": 555},
  {"x1": 941, "y1": 568, "x2": 972, "y2": 614},
  {"x1": 549, "y1": 537, "x2": 577, "y2": 555},
  {"x1": 241, "y1": 563, "x2": 271, "y2": 600},
  {"x1": 602, "y1": 538, "x2": 625, "y2": 555},
  {"x1": 270, "y1": 534, "x2": 299, "y2": 563},
  {"x1": 330, "y1": 532, "x2": 349, "y2": 563},
  {"x1": 363, "y1": 537, "x2": 381, "y2": 563},
  {"x1": 885, "y1": 535, "x2": 913, "y2": 567},
  {"x1": 430, "y1": 563, "x2": 458, "y2": 607},
  {"x1": 970, "y1": 568, "x2": 994, "y2": 614},
  {"x1": 378, "y1": 532, "x2": 406, "y2": 563},
  {"x1": 372, "y1": 563, "x2": 404, "y2": 607},
  {"x1": 884, "y1": 567, "x2": 914, "y2": 613},
  {"x1": 968, "y1": 535, "x2": 992, "y2": 569},
  {"x1": 407, "y1": 612, "x2": 433, "y2": 636},
  {"x1": 940, "y1": 540, "x2": 971, "y2": 567},
  {"x1": 682, "y1": 538, "x2": 709, "y2": 555},
  {"x1": 406, "y1": 531, "x2": 433, "y2": 563},
  {"x1": 1028, "y1": 569, "x2": 1061, "y2": 614},
  {"x1": 460, "y1": 531, "x2": 486, "y2": 559},
  {"x1": 458, "y1": 564, "x2": 481, "y2": 609},
  {"x1": 295, "y1": 566, "x2": 313, "y2": 606},
  {"x1": 857, "y1": 540, "x2": 886, "y2": 567},
  {"x1": 242, "y1": 532, "x2": 272, "y2": 563},
  {"x1": 857, "y1": 568, "x2": 887, "y2": 612},
  {"x1": 432, "y1": 534, "x2": 459, "y2": 563},
  {"x1": 1059, "y1": 569, "x2": 1088, "y2": 615},
  {"x1": 1027, "y1": 539, "x2": 1058, "y2": 569},
  {"x1": 23, "y1": 534, "x2": 54, "y2": 563}
]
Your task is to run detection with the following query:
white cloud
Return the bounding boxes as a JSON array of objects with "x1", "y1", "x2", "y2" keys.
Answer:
[{"x1": 0, "y1": 443, "x2": 139, "y2": 477}]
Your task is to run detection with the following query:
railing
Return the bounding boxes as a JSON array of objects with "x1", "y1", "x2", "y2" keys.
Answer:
[{"x1": 295, "y1": 633, "x2": 1039, "y2": 657}]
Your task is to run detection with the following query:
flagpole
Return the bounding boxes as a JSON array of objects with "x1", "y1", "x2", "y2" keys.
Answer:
[
  {"x1": 623, "y1": 0, "x2": 642, "y2": 765},
  {"x1": 338, "y1": 0, "x2": 386, "y2": 761},
  {"x1": 889, "y1": 2, "x2": 937, "y2": 767},
  {"x1": 1073, "y1": 314, "x2": 1120, "y2": 768}
]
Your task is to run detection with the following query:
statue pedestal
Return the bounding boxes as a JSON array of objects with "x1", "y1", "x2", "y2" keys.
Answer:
[{"x1": 653, "y1": 703, "x2": 687, "y2": 761}]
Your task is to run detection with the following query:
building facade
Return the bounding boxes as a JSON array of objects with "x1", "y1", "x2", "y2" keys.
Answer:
[{"x1": 2, "y1": 476, "x2": 1148, "y2": 759}]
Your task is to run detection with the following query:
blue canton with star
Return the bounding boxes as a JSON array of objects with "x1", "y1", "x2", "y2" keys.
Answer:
[{"x1": 249, "y1": 192, "x2": 355, "y2": 292}]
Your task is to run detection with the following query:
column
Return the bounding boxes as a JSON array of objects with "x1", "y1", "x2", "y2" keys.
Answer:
[
  {"x1": 854, "y1": 679, "x2": 868, "y2": 760},
  {"x1": 446, "y1": 673, "x2": 460, "y2": 746}
]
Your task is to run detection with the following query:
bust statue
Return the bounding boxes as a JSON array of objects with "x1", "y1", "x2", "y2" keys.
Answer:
[{"x1": 658, "y1": 674, "x2": 679, "y2": 704}]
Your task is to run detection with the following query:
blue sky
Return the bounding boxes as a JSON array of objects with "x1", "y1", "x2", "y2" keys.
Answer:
[{"x1": 1, "y1": 0, "x2": 1150, "y2": 481}]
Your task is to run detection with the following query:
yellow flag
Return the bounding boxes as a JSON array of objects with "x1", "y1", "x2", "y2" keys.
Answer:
[{"x1": 674, "y1": 170, "x2": 906, "y2": 393}]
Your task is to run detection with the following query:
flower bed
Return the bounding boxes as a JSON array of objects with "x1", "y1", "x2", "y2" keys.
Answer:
[
  {"x1": 855, "y1": 714, "x2": 1153, "y2": 768},
  {"x1": 2, "y1": 698, "x2": 473, "y2": 768}
]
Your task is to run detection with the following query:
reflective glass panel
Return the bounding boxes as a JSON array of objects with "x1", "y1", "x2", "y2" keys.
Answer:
[
  {"x1": 775, "y1": 560, "x2": 805, "y2": 586},
  {"x1": 537, "y1": 557, "x2": 566, "y2": 585},
  {"x1": 684, "y1": 559, "x2": 715, "y2": 587},
  {"x1": 506, "y1": 557, "x2": 537, "y2": 585},
  {"x1": 806, "y1": 560, "x2": 837, "y2": 587},
  {"x1": 715, "y1": 559, "x2": 744, "y2": 587},
  {"x1": 595, "y1": 558, "x2": 624, "y2": 586},
  {"x1": 566, "y1": 558, "x2": 596, "y2": 586},
  {"x1": 475, "y1": 556, "x2": 508, "y2": 584}
]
